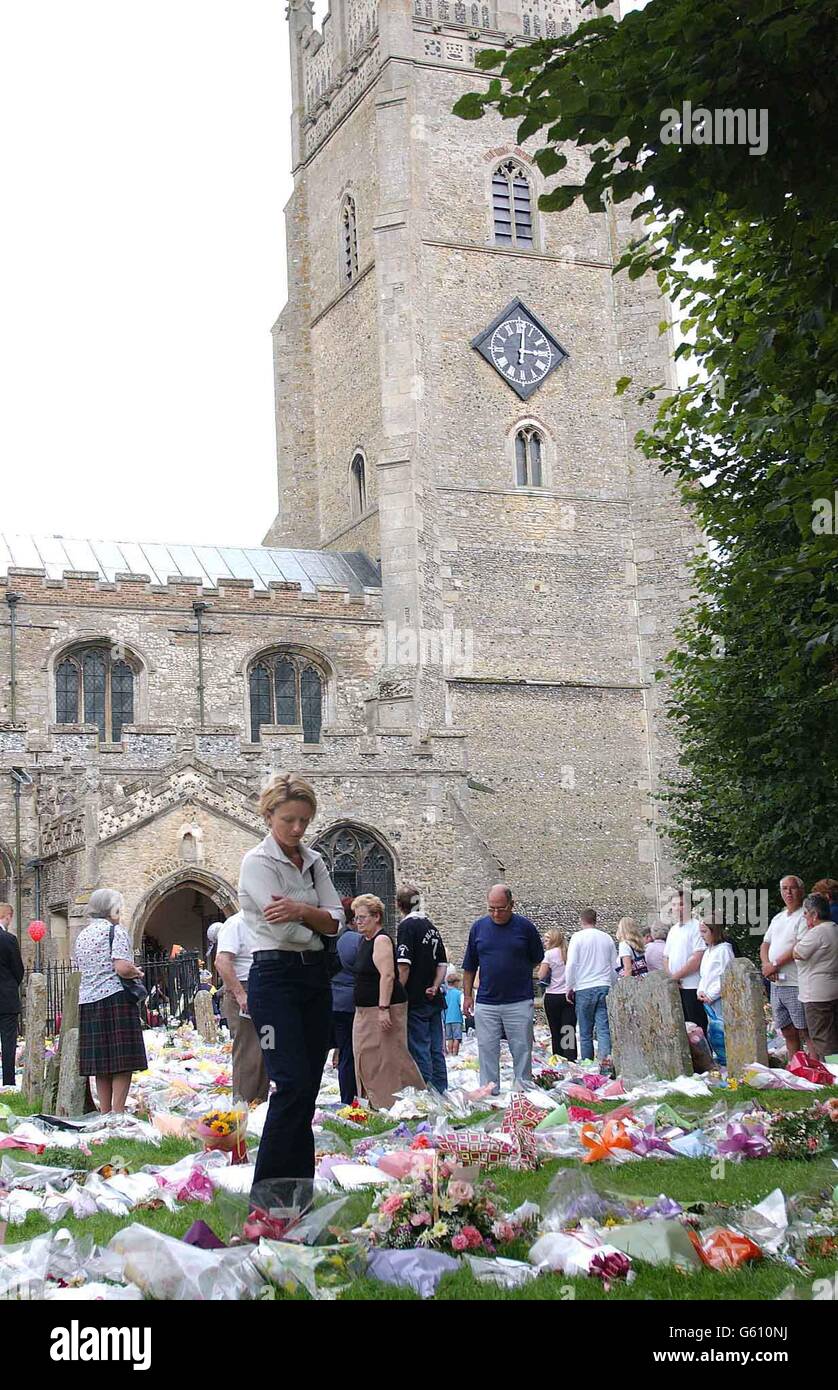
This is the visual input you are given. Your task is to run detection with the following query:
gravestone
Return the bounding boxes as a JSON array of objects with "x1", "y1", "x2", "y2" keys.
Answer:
[
  {"x1": 55, "y1": 1029, "x2": 92, "y2": 1116},
  {"x1": 42, "y1": 1055, "x2": 60, "y2": 1112},
  {"x1": 720, "y1": 957, "x2": 769, "y2": 1078},
  {"x1": 608, "y1": 973, "x2": 693, "y2": 1081},
  {"x1": 22, "y1": 973, "x2": 47, "y2": 1102},
  {"x1": 54, "y1": 971, "x2": 95, "y2": 1116},
  {"x1": 194, "y1": 990, "x2": 218, "y2": 1043}
]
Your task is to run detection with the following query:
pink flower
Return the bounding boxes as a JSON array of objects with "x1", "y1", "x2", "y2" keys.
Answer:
[
  {"x1": 451, "y1": 1233, "x2": 468, "y2": 1252},
  {"x1": 410, "y1": 1211, "x2": 432, "y2": 1226},
  {"x1": 380, "y1": 1194, "x2": 405, "y2": 1216},
  {"x1": 462, "y1": 1225, "x2": 484, "y2": 1248},
  {"x1": 491, "y1": 1220, "x2": 517, "y2": 1243},
  {"x1": 447, "y1": 1181, "x2": 474, "y2": 1205}
]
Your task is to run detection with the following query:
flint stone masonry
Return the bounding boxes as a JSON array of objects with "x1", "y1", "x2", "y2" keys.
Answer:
[
  {"x1": 23, "y1": 973, "x2": 47, "y2": 1102},
  {"x1": 720, "y1": 958, "x2": 770, "y2": 1078},
  {"x1": 608, "y1": 973, "x2": 693, "y2": 1081}
]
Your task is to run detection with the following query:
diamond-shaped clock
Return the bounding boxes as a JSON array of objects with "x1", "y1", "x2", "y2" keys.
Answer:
[{"x1": 472, "y1": 297, "x2": 568, "y2": 400}]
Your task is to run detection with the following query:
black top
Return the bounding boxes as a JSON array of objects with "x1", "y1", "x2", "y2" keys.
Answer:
[
  {"x1": 0, "y1": 927, "x2": 24, "y2": 1013},
  {"x1": 396, "y1": 912, "x2": 448, "y2": 1009},
  {"x1": 354, "y1": 930, "x2": 407, "y2": 1009}
]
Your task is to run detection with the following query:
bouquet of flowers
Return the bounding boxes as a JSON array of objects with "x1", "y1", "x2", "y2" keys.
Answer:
[
  {"x1": 336, "y1": 1100, "x2": 371, "y2": 1127},
  {"x1": 362, "y1": 1159, "x2": 537, "y2": 1256},
  {"x1": 193, "y1": 1107, "x2": 249, "y2": 1164},
  {"x1": 533, "y1": 1068, "x2": 561, "y2": 1091},
  {"x1": 768, "y1": 1106, "x2": 830, "y2": 1161}
]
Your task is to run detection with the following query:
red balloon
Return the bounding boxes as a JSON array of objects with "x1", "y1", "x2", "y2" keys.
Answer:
[{"x1": 28, "y1": 920, "x2": 47, "y2": 943}]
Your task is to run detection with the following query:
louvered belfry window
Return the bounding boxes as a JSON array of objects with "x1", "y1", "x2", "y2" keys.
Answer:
[
  {"x1": 492, "y1": 160, "x2": 534, "y2": 248},
  {"x1": 341, "y1": 195, "x2": 359, "y2": 284},
  {"x1": 515, "y1": 426, "x2": 544, "y2": 487}
]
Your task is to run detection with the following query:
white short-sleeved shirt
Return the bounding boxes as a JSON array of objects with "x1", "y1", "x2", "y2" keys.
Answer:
[
  {"x1": 764, "y1": 907, "x2": 805, "y2": 987},
  {"x1": 73, "y1": 919, "x2": 133, "y2": 1005},
  {"x1": 238, "y1": 834, "x2": 344, "y2": 954},
  {"x1": 216, "y1": 911, "x2": 254, "y2": 982},
  {"x1": 664, "y1": 920, "x2": 705, "y2": 990}
]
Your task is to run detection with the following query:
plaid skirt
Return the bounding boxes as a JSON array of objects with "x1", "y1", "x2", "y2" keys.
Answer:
[{"x1": 79, "y1": 990, "x2": 148, "y2": 1076}]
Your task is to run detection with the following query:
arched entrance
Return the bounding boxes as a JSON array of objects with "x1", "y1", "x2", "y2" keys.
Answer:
[
  {"x1": 131, "y1": 869, "x2": 238, "y2": 956},
  {"x1": 312, "y1": 823, "x2": 397, "y2": 928}
]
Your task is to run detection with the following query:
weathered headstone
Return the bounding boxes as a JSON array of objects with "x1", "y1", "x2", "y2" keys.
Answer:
[
  {"x1": 53, "y1": 971, "x2": 94, "y2": 1116},
  {"x1": 194, "y1": 990, "x2": 218, "y2": 1043},
  {"x1": 55, "y1": 1029, "x2": 93, "y2": 1116},
  {"x1": 22, "y1": 973, "x2": 47, "y2": 1102},
  {"x1": 42, "y1": 1055, "x2": 60, "y2": 1112},
  {"x1": 608, "y1": 973, "x2": 693, "y2": 1081},
  {"x1": 720, "y1": 957, "x2": 770, "y2": 1078}
]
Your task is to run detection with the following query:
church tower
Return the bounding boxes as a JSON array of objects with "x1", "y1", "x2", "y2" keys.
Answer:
[{"x1": 265, "y1": 0, "x2": 696, "y2": 924}]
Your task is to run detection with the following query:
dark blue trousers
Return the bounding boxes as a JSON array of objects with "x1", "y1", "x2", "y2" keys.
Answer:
[
  {"x1": 331, "y1": 1009, "x2": 357, "y2": 1104},
  {"x1": 247, "y1": 954, "x2": 332, "y2": 1184}
]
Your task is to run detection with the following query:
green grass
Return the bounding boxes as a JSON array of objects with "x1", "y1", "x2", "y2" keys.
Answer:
[{"x1": 3, "y1": 1083, "x2": 838, "y2": 1299}]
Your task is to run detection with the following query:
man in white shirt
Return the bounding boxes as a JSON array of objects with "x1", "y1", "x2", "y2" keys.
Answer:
[
  {"x1": 663, "y1": 891, "x2": 707, "y2": 1029},
  {"x1": 565, "y1": 909, "x2": 617, "y2": 1064},
  {"x1": 760, "y1": 874, "x2": 808, "y2": 1059},
  {"x1": 215, "y1": 911, "x2": 269, "y2": 1104}
]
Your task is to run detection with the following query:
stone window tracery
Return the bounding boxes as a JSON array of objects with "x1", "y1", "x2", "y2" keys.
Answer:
[
  {"x1": 55, "y1": 644, "x2": 136, "y2": 741},
  {"x1": 514, "y1": 425, "x2": 545, "y2": 487},
  {"x1": 248, "y1": 651, "x2": 325, "y2": 744}
]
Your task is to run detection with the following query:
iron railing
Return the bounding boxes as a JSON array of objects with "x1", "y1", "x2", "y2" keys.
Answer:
[{"x1": 20, "y1": 951, "x2": 203, "y2": 1033}]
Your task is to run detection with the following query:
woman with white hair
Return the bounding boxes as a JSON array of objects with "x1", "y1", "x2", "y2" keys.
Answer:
[{"x1": 74, "y1": 887, "x2": 147, "y2": 1115}]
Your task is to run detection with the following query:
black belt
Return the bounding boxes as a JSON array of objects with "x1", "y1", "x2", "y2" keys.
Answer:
[{"x1": 252, "y1": 949, "x2": 325, "y2": 966}]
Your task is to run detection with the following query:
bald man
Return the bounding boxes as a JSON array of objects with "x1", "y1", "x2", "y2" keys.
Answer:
[{"x1": 462, "y1": 884, "x2": 544, "y2": 1093}]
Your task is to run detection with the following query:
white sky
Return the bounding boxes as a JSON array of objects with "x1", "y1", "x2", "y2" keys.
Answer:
[
  {"x1": 0, "y1": 1, "x2": 313, "y2": 549},
  {"x1": 1, "y1": 2, "x2": 652, "y2": 553}
]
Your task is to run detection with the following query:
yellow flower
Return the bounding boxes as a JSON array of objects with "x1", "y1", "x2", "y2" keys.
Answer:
[{"x1": 430, "y1": 1221, "x2": 449, "y2": 1239}]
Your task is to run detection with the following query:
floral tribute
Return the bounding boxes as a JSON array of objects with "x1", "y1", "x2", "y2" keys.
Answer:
[
  {"x1": 336, "y1": 1100, "x2": 371, "y2": 1126},
  {"x1": 362, "y1": 1158, "x2": 536, "y2": 1255},
  {"x1": 767, "y1": 1105, "x2": 832, "y2": 1161},
  {"x1": 194, "y1": 1108, "x2": 248, "y2": 1164},
  {"x1": 533, "y1": 1068, "x2": 561, "y2": 1091}
]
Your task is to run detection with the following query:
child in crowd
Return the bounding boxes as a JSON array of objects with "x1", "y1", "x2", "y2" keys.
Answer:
[{"x1": 444, "y1": 970, "x2": 464, "y2": 1055}]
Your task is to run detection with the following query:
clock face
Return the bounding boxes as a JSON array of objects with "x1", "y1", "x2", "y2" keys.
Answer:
[{"x1": 472, "y1": 298, "x2": 568, "y2": 400}]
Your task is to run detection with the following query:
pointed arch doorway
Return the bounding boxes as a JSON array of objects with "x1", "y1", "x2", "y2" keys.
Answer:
[
  {"x1": 311, "y1": 824, "x2": 397, "y2": 929},
  {"x1": 131, "y1": 868, "x2": 239, "y2": 955}
]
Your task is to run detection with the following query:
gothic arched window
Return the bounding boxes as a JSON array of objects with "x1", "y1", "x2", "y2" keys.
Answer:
[
  {"x1": 312, "y1": 824, "x2": 396, "y2": 928},
  {"x1": 514, "y1": 425, "x2": 544, "y2": 487},
  {"x1": 248, "y1": 652, "x2": 325, "y2": 744},
  {"x1": 350, "y1": 451, "x2": 367, "y2": 517},
  {"x1": 492, "y1": 160, "x2": 534, "y2": 249},
  {"x1": 340, "y1": 195, "x2": 359, "y2": 285},
  {"x1": 55, "y1": 644, "x2": 136, "y2": 741}
]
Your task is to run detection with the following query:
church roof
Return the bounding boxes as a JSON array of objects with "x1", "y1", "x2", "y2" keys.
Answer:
[{"x1": 0, "y1": 533, "x2": 381, "y2": 593}]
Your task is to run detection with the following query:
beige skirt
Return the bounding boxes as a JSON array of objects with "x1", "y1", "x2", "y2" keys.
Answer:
[{"x1": 353, "y1": 1002, "x2": 426, "y2": 1110}]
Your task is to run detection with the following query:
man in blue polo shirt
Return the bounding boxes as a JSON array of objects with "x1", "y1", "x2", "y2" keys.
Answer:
[{"x1": 462, "y1": 884, "x2": 544, "y2": 1093}]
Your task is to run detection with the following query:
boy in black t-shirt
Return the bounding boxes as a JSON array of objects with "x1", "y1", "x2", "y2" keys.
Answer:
[{"x1": 395, "y1": 884, "x2": 449, "y2": 1093}]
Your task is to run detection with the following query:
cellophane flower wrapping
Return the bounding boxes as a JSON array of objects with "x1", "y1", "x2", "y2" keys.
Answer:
[
  {"x1": 253, "y1": 1239, "x2": 366, "y2": 1299},
  {"x1": 361, "y1": 1164, "x2": 537, "y2": 1256}
]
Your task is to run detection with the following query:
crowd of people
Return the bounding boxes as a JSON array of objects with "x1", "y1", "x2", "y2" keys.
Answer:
[{"x1": 2, "y1": 772, "x2": 838, "y2": 1195}]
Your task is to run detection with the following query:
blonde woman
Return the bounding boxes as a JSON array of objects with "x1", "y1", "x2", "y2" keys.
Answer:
[
  {"x1": 537, "y1": 927, "x2": 577, "y2": 1060},
  {"x1": 616, "y1": 917, "x2": 648, "y2": 978},
  {"x1": 351, "y1": 894, "x2": 426, "y2": 1109},
  {"x1": 238, "y1": 774, "x2": 344, "y2": 1185}
]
